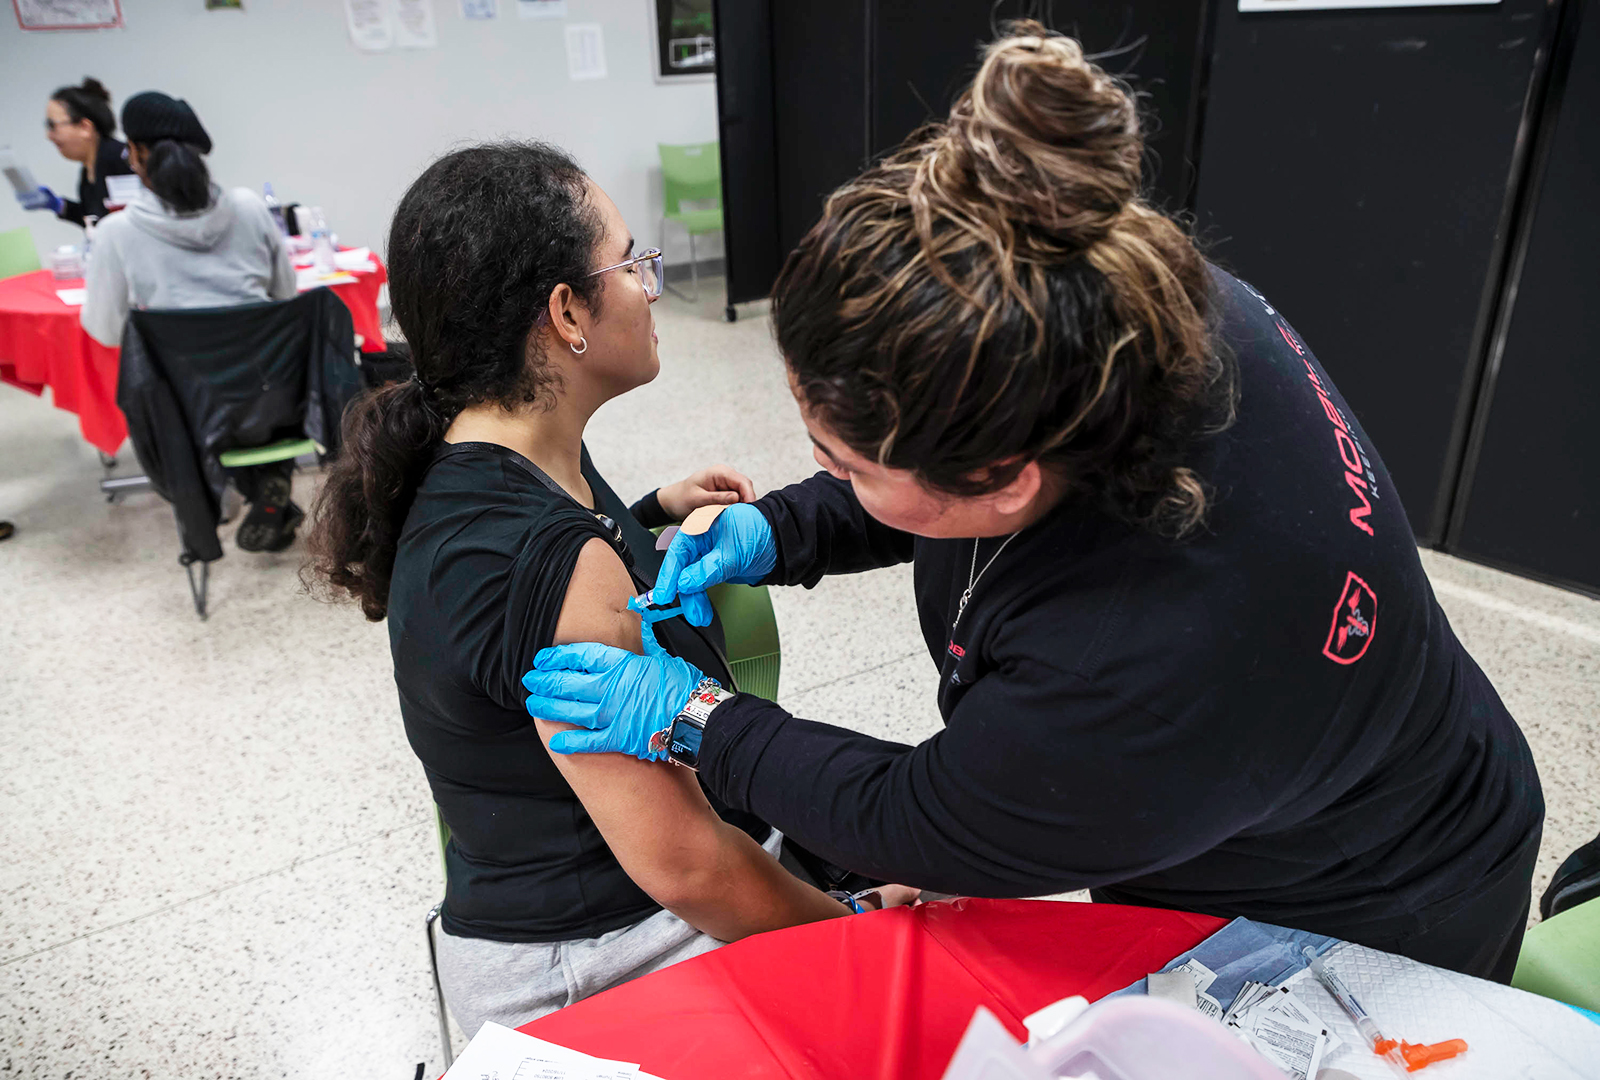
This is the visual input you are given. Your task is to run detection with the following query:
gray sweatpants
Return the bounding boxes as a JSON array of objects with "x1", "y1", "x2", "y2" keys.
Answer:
[{"x1": 437, "y1": 829, "x2": 783, "y2": 1038}]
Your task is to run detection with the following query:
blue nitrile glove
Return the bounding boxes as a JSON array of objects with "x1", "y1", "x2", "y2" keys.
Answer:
[
  {"x1": 17, "y1": 186, "x2": 62, "y2": 213},
  {"x1": 524, "y1": 617, "x2": 703, "y2": 761},
  {"x1": 653, "y1": 503, "x2": 777, "y2": 627}
]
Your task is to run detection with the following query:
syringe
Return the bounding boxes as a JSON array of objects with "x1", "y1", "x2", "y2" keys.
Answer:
[{"x1": 1301, "y1": 946, "x2": 1411, "y2": 1076}]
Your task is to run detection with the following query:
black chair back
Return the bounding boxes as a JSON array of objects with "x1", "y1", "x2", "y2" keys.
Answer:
[{"x1": 128, "y1": 289, "x2": 356, "y2": 456}]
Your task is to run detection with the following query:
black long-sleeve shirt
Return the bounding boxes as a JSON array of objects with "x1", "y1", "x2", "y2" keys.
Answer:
[
  {"x1": 57, "y1": 136, "x2": 134, "y2": 228},
  {"x1": 698, "y1": 266, "x2": 1542, "y2": 950}
]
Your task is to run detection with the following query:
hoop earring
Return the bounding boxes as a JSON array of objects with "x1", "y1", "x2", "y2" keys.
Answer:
[{"x1": 570, "y1": 336, "x2": 588, "y2": 355}]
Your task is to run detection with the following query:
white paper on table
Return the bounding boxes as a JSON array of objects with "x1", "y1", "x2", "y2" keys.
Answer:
[
  {"x1": 565, "y1": 23, "x2": 607, "y2": 80},
  {"x1": 56, "y1": 288, "x2": 86, "y2": 307},
  {"x1": 344, "y1": 0, "x2": 393, "y2": 51},
  {"x1": 103, "y1": 174, "x2": 142, "y2": 208},
  {"x1": 1280, "y1": 941, "x2": 1600, "y2": 1079},
  {"x1": 391, "y1": 0, "x2": 437, "y2": 47},
  {"x1": 1, "y1": 145, "x2": 41, "y2": 198},
  {"x1": 461, "y1": 0, "x2": 496, "y2": 16},
  {"x1": 296, "y1": 269, "x2": 359, "y2": 291},
  {"x1": 443, "y1": 1021, "x2": 641, "y2": 1080},
  {"x1": 333, "y1": 247, "x2": 376, "y2": 272},
  {"x1": 518, "y1": 0, "x2": 565, "y2": 18}
]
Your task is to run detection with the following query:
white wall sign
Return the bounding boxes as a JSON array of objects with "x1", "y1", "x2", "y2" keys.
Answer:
[
  {"x1": 392, "y1": 0, "x2": 437, "y2": 48},
  {"x1": 1239, "y1": 0, "x2": 1497, "y2": 10},
  {"x1": 460, "y1": 0, "x2": 496, "y2": 18},
  {"x1": 565, "y1": 22, "x2": 607, "y2": 80},
  {"x1": 14, "y1": 0, "x2": 123, "y2": 30},
  {"x1": 344, "y1": 0, "x2": 392, "y2": 50},
  {"x1": 517, "y1": 0, "x2": 564, "y2": 18}
]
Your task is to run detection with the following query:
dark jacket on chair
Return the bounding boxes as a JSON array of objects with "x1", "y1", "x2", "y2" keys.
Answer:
[{"x1": 116, "y1": 289, "x2": 363, "y2": 562}]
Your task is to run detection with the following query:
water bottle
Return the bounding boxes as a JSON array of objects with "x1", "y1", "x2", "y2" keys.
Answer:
[
  {"x1": 309, "y1": 206, "x2": 336, "y2": 274},
  {"x1": 263, "y1": 182, "x2": 289, "y2": 237}
]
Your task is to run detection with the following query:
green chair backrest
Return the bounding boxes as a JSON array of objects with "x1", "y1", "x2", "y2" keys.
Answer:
[
  {"x1": 659, "y1": 142, "x2": 721, "y2": 215},
  {"x1": 218, "y1": 437, "x2": 320, "y2": 468},
  {"x1": 0, "y1": 226, "x2": 41, "y2": 279},
  {"x1": 1513, "y1": 896, "x2": 1600, "y2": 1013},
  {"x1": 706, "y1": 581, "x2": 781, "y2": 700}
]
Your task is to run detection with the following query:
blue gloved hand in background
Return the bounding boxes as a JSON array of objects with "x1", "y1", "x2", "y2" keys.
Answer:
[
  {"x1": 17, "y1": 186, "x2": 62, "y2": 214},
  {"x1": 653, "y1": 503, "x2": 777, "y2": 627},
  {"x1": 524, "y1": 610, "x2": 704, "y2": 761}
]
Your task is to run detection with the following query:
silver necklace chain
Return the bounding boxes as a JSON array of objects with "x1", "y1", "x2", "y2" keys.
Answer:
[{"x1": 952, "y1": 532, "x2": 1020, "y2": 633}]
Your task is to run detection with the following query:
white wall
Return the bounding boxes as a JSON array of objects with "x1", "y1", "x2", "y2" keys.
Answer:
[{"x1": 0, "y1": 0, "x2": 722, "y2": 274}]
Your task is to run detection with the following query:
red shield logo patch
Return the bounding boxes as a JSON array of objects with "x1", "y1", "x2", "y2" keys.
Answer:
[{"x1": 1322, "y1": 572, "x2": 1377, "y2": 665}]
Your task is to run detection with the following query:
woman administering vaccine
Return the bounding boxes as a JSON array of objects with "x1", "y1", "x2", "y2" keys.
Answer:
[
  {"x1": 523, "y1": 22, "x2": 1544, "y2": 982},
  {"x1": 15, "y1": 78, "x2": 136, "y2": 227}
]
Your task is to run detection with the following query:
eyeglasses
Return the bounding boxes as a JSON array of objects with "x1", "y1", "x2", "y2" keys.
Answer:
[
  {"x1": 588, "y1": 248, "x2": 664, "y2": 299},
  {"x1": 44, "y1": 118, "x2": 80, "y2": 132}
]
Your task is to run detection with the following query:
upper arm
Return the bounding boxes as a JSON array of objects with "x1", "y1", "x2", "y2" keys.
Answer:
[
  {"x1": 533, "y1": 538, "x2": 728, "y2": 892},
  {"x1": 264, "y1": 208, "x2": 295, "y2": 300},
  {"x1": 80, "y1": 235, "x2": 127, "y2": 347}
]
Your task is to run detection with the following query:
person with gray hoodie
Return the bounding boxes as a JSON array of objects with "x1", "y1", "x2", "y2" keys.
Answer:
[{"x1": 81, "y1": 91, "x2": 302, "y2": 552}]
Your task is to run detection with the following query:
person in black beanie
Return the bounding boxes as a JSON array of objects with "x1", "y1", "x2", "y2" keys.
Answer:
[
  {"x1": 80, "y1": 91, "x2": 302, "y2": 552},
  {"x1": 119, "y1": 91, "x2": 215, "y2": 213}
]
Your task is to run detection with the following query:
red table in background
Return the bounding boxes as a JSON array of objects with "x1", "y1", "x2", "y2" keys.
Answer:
[
  {"x1": 0, "y1": 258, "x2": 387, "y2": 456},
  {"x1": 522, "y1": 899, "x2": 1226, "y2": 1080}
]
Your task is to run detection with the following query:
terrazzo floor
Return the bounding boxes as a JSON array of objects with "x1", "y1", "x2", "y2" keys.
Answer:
[{"x1": 1, "y1": 281, "x2": 1595, "y2": 1079}]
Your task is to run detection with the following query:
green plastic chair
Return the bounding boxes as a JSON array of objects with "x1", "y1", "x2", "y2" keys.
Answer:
[
  {"x1": 0, "y1": 226, "x2": 42, "y2": 279},
  {"x1": 146, "y1": 438, "x2": 322, "y2": 619},
  {"x1": 658, "y1": 142, "x2": 723, "y2": 302},
  {"x1": 1512, "y1": 897, "x2": 1600, "y2": 1012},
  {"x1": 423, "y1": 578, "x2": 781, "y2": 1066},
  {"x1": 217, "y1": 437, "x2": 320, "y2": 470}
]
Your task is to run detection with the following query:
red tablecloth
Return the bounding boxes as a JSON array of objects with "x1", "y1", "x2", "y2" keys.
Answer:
[
  {"x1": 0, "y1": 258, "x2": 387, "y2": 456},
  {"x1": 522, "y1": 900, "x2": 1226, "y2": 1080}
]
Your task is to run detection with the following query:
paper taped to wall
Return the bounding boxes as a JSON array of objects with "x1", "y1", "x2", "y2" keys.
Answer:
[{"x1": 344, "y1": 0, "x2": 393, "y2": 51}]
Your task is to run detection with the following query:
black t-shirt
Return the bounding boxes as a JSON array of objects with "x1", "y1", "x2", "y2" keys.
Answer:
[
  {"x1": 59, "y1": 137, "x2": 134, "y2": 228},
  {"x1": 698, "y1": 265, "x2": 1543, "y2": 952},
  {"x1": 388, "y1": 441, "x2": 762, "y2": 942}
]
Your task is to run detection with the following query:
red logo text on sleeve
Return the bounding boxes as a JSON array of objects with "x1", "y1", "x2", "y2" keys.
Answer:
[
  {"x1": 1323, "y1": 572, "x2": 1378, "y2": 665},
  {"x1": 1283, "y1": 320, "x2": 1380, "y2": 537}
]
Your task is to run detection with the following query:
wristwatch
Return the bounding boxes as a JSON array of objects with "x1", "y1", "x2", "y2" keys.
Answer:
[{"x1": 650, "y1": 677, "x2": 735, "y2": 770}]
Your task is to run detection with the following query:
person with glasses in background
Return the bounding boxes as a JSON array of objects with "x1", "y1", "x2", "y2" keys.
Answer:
[
  {"x1": 15, "y1": 78, "x2": 136, "y2": 228},
  {"x1": 305, "y1": 143, "x2": 914, "y2": 1036}
]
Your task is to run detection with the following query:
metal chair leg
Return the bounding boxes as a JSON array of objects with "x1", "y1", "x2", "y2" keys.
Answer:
[
  {"x1": 426, "y1": 903, "x2": 454, "y2": 1068},
  {"x1": 662, "y1": 218, "x2": 693, "y2": 303},
  {"x1": 688, "y1": 231, "x2": 700, "y2": 302},
  {"x1": 180, "y1": 554, "x2": 209, "y2": 620}
]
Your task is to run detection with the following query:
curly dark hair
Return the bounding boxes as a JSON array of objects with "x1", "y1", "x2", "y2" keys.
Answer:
[
  {"x1": 305, "y1": 141, "x2": 604, "y2": 620},
  {"x1": 773, "y1": 21, "x2": 1234, "y2": 535}
]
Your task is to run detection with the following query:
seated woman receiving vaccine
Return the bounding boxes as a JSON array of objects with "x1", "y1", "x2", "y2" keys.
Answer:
[{"x1": 306, "y1": 143, "x2": 909, "y2": 1037}]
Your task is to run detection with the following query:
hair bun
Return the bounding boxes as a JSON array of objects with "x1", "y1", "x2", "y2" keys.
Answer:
[
  {"x1": 934, "y1": 20, "x2": 1142, "y2": 248},
  {"x1": 79, "y1": 77, "x2": 111, "y2": 102}
]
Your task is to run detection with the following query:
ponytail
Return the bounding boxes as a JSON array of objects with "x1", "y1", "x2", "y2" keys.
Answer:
[
  {"x1": 142, "y1": 139, "x2": 211, "y2": 213},
  {"x1": 305, "y1": 379, "x2": 448, "y2": 621}
]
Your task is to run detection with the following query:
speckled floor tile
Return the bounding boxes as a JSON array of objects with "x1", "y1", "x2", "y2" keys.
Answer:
[
  {"x1": 781, "y1": 652, "x2": 948, "y2": 748},
  {"x1": 0, "y1": 822, "x2": 455, "y2": 1080}
]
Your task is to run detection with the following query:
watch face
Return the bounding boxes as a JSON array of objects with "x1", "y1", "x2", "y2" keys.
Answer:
[{"x1": 670, "y1": 717, "x2": 705, "y2": 770}]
